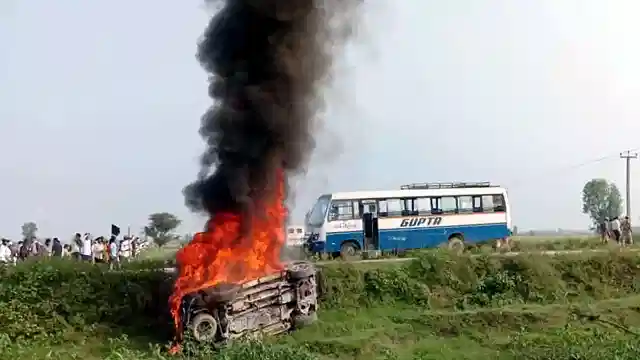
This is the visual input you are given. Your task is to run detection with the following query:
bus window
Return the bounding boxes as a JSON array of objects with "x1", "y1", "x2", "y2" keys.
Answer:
[
  {"x1": 379, "y1": 200, "x2": 389, "y2": 217},
  {"x1": 352, "y1": 200, "x2": 362, "y2": 218},
  {"x1": 441, "y1": 197, "x2": 457, "y2": 214},
  {"x1": 386, "y1": 198, "x2": 403, "y2": 217},
  {"x1": 361, "y1": 200, "x2": 378, "y2": 214},
  {"x1": 481, "y1": 195, "x2": 494, "y2": 212},
  {"x1": 402, "y1": 198, "x2": 417, "y2": 216},
  {"x1": 431, "y1": 197, "x2": 456, "y2": 215},
  {"x1": 288, "y1": 228, "x2": 295, "y2": 234},
  {"x1": 472, "y1": 196, "x2": 482, "y2": 213},
  {"x1": 431, "y1": 197, "x2": 442, "y2": 215},
  {"x1": 328, "y1": 200, "x2": 354, "y2": 221},
  {"x1": 493, "y1": 195, "x2": 506, "y2": 212},
  {"x1": 307, "y1": 195, "x2": 330, "y2": 227},
  {"x1": 457, "y1": 196, "x2": 473, "y2": 213},
  {"x1": 416, "y1": 197, "x2": 431, "y2": 215},
  {"x1": 296, "y1": 228, "x2": 303, "y2": 234}
]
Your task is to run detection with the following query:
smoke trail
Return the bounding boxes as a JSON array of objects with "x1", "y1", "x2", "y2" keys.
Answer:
[{"x1": 184, "y1": 0, "x2": 361, "y2": 220}]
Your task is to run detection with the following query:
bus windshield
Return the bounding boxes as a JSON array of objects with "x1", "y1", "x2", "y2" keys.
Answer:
[{"x1": 306, "y1": 195, "x2": 331, "y2": 227}]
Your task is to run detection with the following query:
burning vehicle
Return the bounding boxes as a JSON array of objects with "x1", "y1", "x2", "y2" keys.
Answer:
[
  {"x1": 168, "y1": 0, "x2": 359, "y2": 353},
  {"x1": 178, "y1": 261, "x2": 318, "y2": 343}
]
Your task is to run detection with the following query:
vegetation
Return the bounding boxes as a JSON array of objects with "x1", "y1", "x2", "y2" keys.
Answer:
[
  {"x1": 20, "y1": 221, "x2": 38, "y2": 239},
  {"x1": 582, "y1": 178, "x2": 623, "y2": 226},
  {"x1": 144, "y1": 212, "x2": 182, "y2": 247},
  {"x1": 2, "y1": 249, "x2": 640, "y2": 359}
]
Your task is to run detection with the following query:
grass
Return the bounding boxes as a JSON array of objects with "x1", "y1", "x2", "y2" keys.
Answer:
[
  {"x1": 4, "y1": 250, "x2": 640, "y2": 359},
  {"x1": 5, "y1": 297, "x2": 640, "y2": 359}
]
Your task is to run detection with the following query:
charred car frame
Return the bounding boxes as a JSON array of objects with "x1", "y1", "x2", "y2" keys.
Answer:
[{"x1": 179, "y1": 261, "x2": 318, "y2": 343}]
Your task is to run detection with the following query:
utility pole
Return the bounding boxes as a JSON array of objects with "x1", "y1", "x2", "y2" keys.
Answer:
[{"x1": 620, "y1": 150, "x2": 638, "y2": 219}]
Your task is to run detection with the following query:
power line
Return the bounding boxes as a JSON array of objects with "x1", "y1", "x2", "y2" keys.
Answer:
[{"x1": 509, "y1": 147, "x2": 640, "y2": 188}]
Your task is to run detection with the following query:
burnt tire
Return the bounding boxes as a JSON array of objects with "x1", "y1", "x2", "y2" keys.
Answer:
[
  {"x1": 340, "y1": 242, "x2": 359, "y2": 260},
  {"x1": 205, "y1": 283, "x2": 240, "y2": 303},
  {"x1": 288, "y1": 261, "x2": 316, "y2": 280},
  {"x1": 293, "y1": 312, "x2": 318, "y2": 329},
  {"x1": 448, "y1": 236, "x2": 465, "y2": 254},
  {"x1": 189, "y1": 313, "x2": 218, "y2": 342}
]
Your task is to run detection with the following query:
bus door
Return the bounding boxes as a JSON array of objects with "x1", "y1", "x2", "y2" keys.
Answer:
[{"x1": 361, "y1": 200, "x2": 380, "y2": 252}]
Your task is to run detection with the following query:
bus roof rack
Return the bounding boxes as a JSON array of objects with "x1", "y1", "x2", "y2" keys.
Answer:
[{"x1": 401, "y1": 182, "x2": 493, "y2": 190}]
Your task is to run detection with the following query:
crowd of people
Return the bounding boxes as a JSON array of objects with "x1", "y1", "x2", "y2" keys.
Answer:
[
  {"x1": 0, "y1": 232, "x2": 148, "y2": 269},
  {"x1": 598, "y1": 215, "x2": 634, "y2": 246}
]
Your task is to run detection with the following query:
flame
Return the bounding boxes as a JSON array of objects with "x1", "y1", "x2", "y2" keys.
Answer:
[{"x1": 168, "y1": 170, "x2": 287, "y2": 351}]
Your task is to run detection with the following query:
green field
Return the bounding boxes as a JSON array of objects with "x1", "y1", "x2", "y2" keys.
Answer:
[{"x1": 2, "y1": 246, "x2": 640, "y2": 359}]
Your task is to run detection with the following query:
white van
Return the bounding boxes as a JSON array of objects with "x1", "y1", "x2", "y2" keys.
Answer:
[{"x1": 286, "y1": 225, "x2": 305, "y2": 247}]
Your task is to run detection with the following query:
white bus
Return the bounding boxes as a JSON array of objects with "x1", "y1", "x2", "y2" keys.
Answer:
[{"x1": 304, "y1": 182, "x2": 512, "y2": 258}]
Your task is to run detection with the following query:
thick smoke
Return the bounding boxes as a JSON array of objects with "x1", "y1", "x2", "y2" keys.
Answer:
[{"x1": 184, "y1": 0, "x2": 361, "y2": 219}]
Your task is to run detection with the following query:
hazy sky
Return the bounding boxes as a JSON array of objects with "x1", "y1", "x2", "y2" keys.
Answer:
[{"x1": 4, "y1": 0, "x2": 640, "y2": 239}]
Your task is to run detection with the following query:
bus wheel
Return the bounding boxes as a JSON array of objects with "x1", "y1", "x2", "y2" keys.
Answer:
[
  {"x1": 340, "y1": 242, "x2": 359, "y2": 260},
  {"x1": 447, "y1": 236, "x2": 465, "y2": 254}
]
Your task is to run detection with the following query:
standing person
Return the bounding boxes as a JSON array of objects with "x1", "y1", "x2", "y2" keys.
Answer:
[
  {"x1": 610, "y1": 217, "x2": 621, "y2": 244},
  {"x1": 598, "y1": 220, "x2": 608, "y2": 244},
  {"x1": 62, "y1": 244, "x2": 71, "y2": 257},
  {"x1": 44, "y1": 238, "x2": 52, "y2": 256},
  {"x1": 102, "y1": 238, "x2": 110, "y2": 263},
  {"x1": 80, "y1": 233, "x2": 93, "y2": 262},
  {"x1": 119, "y1": 236, "x2": 132, "y2": 264},
  {"x1": 92, "y1": 237, "x2": 105, "y2": 264},
  {"x1": 17, "y1": 240, "x2": 27, "y2": 261},
  {"x1": 51, "y1": 238, "x2": 63, "y2": 257},
  {"x1": 0, "y1": 239, "x2": 12, "y2": 264},
  {"x1": 10, "y1": 241, "x2": 18, "y2": 265},
  {"x1": 19, "y1": 238, "x2": 34, "y2": 260},
  {"x1": 131, "y1": 237, "x2": 138, "y2": 259},
  {"x1": 71, "y1": 233, "x2": 82, "y2": 260},
  {"x1": 621, "y1": 216, "x2": 633, "y2": 246},
  {"x1": 30, "y1": 238, "x2": 42, "y2": 257},
  {"x1": 108, "y1": 236, "x2": 120, "y2": 270}
]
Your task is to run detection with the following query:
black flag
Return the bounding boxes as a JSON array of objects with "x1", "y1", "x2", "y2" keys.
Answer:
[{"x1": 111, "y1": 224, "x2": 121, "y2": 237}]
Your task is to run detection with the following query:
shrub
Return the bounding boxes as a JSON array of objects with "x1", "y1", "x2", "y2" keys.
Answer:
[
  {"x1": 0, "y1": 258, "x2": 174, "y2": 340},
  {"x1": 2, "y1": 250, "x2": 640, "y2": 349},
  {"x1": 318, "y1": 250, "x2": 640, "y2": 310}
]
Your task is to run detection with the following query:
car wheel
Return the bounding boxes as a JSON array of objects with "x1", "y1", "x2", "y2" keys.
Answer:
[
  {"x1": 189, "y1": 313, "x2": 218, "y2": 342},
  {"x1": 288, "y1": 261, "x2": 316, "y2": 280}
]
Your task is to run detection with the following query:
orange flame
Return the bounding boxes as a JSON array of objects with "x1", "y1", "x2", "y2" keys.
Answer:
[{"x1": 168, "y1": 170, "x2": 286, "y2": 351}]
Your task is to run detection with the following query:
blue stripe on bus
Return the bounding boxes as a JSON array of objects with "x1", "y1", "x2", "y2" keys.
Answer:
[{"x1": 318, "y1": 223, "x2": 509, "y2": 253}]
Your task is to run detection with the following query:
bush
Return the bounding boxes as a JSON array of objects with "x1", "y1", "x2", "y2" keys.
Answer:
[
  {"x1": 2, "y1": 250, "x2": 640, "y2": 353},
  {"x1": 318, "y1": 250, "x2": 640, "y2": 310},
  {"x1": 0, "y1": 258, "x2": 174, "y2": 340}
]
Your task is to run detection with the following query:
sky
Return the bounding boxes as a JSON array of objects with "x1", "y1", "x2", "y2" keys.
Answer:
[{"x1": 3, "y1": 0, "x2": 640, "y2": 239}]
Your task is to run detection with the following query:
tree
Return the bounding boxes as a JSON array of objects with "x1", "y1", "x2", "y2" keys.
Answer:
[
  {"x1": 581, "y1": 179, "x2": 622, "y2": 227},
  {"x1": 144, "y1": 212, "x2": 181, "y2": 247},
  {"x1": 21, "y1": 222, "x2": 38, "y2": 239}
]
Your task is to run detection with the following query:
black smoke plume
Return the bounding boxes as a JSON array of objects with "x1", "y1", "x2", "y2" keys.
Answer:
[{"x1": 184, "y1": 0, "x2": 361, "y2": 218}]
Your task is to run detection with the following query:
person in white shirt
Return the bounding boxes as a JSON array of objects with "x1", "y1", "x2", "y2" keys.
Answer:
[
  {"x1": 108, "y1": 236, "x2": 120, "y2": 270},
  {"x1": 0, "y1": 239, "x2": 12, "y2": 264},
  {"x1": 610, "y1": 217, "x2": 621, "y2": 244},
  {"x1": 92, "y1": 239, "x2": 104, "y2": 263},
  {"x1": 119, "y1": 236, "x2": 132, "y2": 263},
  {"x1": 80, "y1": 233, "x2": 93, "y2": 262}
]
